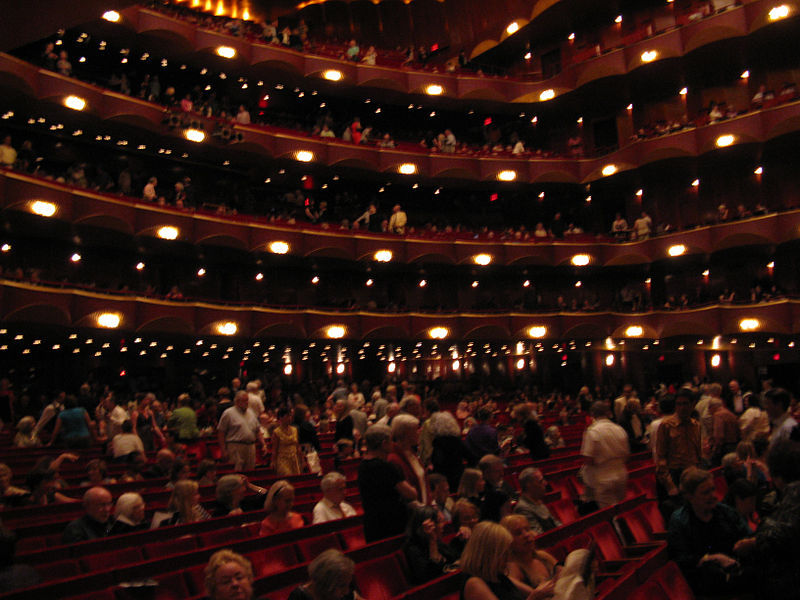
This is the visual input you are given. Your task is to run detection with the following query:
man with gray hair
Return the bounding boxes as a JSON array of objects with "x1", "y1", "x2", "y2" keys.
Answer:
[
  {"x1": 580, "y1": 401, "x2": 630, "y2": 508},
  {"x1": 312, "y1": 471, "x2": 356, "y2": 523},
  {"x1": 478, "y1": 454, "x2": 515, "y2": 498},
  {"x1": 515, "y1": 467, "x2": 561, "y2": 535},
  {"x1": 245, "y1": 381, "x2": 264, "y2": 416},
  {"x1": 218, "y1": 390, "x2": 267, "y2": 471}
]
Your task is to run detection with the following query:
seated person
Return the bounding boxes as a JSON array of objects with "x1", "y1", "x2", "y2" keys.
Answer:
[
  {"x1": 111, "y1": 492, "x2": 147, "y2": 534},
  {"x1": 196, "y1": 459, "x2": 218, "y2": 487},
  {"x1": 151, "y1": 480, "x2": 211, "y2": 527},
  {"x1": 428, "y1": 473, "x2": 454, "y2": 523},
  {"x1": 259, "y1": 480, "x2": 304, "y2": 535},
  {"x1": 13, "y1": 417, "x2": 40, "y2": 448},
  {"x1": 514, "y1": 468, "x2": 561, "y2": 535},
  {"x1": 82, "y1": 459, "x2": 116, "y2": 487},
  {"x1": 204, "y1": 549, "x2": 255, "y2": 600},
  {"x1": 460, "y1": 521, "x2": 528, "y2": 600},
  {"x1": 500, "y1": 515, "x2": 557, "y2": 598},
  {"x1": 456, "y1": 468, "x2": 485, "y2": 508},
  {"x1": 481, "y1": 488, "x2": 513, "y2": 523},
  {"x1": 312, "y1": 471, "x2": 356, "y2": 524},
  {"x1": 723, "y1": 478, "x2": 758, "y2": 532},
  {"x1": 110, "y1": 420, "x2": 144, "y2": 461},
  {"x1": 288, "y1": 548, "x2": 358, "y2": 600},
  {"x1": 26, "y1": 469, "x2": 74, "y2": 506},
  {"x1": 402, "y1": 505, "x2": 458, "y2": 584},
  {"x1": 667, "y1": 467, "x2": 752, "y2": 596},
  {"x1": 449, "y1": 498, "x2": 480, "y2": 556},
  {"x1": 62, "y1": 486, "x2": 114, "y2": 543},
  {"x1": 0, "y1": 464, "x2": 29, "y2": 507}
]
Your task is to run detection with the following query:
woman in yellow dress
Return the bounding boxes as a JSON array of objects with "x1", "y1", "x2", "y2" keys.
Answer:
[{"x1": 271, "y1": 407, "x2": 303, "y2": 476}]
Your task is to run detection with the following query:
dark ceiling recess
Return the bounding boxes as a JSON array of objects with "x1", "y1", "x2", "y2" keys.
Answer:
[{"x1": 0, "y1": 0, "x2": 138, "y2": 52}]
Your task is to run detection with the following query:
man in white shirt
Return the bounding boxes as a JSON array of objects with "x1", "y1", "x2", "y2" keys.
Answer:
[
  {"x1": 312, "y1": 471, "x2": 356, "y2": 523},
  {"x1": 111, "y1": 420, "x2": 144, "y2": 459},
  {"x1": 580, "y1": 401, "x2": 630, "y2": 508},
  {"x1": 388, "y1": 204, "x2": 407, "y2": 234},
  {"x1": 613, "y1": 384, "x2": 636, "y2": 422},
  {"x1": 246, "y1": 381, "x2": 265, "y2": 416}
]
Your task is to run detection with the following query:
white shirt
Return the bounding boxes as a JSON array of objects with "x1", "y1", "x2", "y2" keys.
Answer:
[
  {"x1": 312, "y1": 498, "x2": 357, "y2": 524},
  {"x1": 107, "y1": 405, "x2": 129, "y2": 439},
  {"x1": 111, "y1": 433, "x2": 144, "y2": 458},
  {"x1": 247, "y1": 393, "x2": 265, "y2": 416},
  {"x1": 580, "y1": 418, "x2": 629, "y2": 488}
]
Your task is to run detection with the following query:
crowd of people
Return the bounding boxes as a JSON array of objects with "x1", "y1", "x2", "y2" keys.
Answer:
[{"x1": 0, "y1": 370, "x2": 798, "y2": 598}]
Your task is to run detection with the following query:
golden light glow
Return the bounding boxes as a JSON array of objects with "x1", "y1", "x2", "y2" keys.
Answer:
[
  {"x1": 335, "y1": 362, "x2": 345, "y2": 374},
  {"x1": 527, "y1": 326, "x2": 547, "y2": 338},
  {"x1": 739, "y1": 318, "x2": 760, "y2": 331},
  {"x1": 398, "y1": 163, "x2": 417, "y2": 175},
  {"x1": 425, "y1": 84, "x2": 444, "y2": 96},
  {"x1": 641, "y1": 50, "x2": 658, "y2": 63},
  {"x1": 539, "y1": 89, "x2": 555, "y2": 101},
  {"x1": 740, "y1": 70, "x2": 750, "y2": 79},
  {"x1": 326, "y1": 325, "x2": 346, "y2": 339},
  {"x1": 452, "y1": 360, "x2": 460, "y2": 370},
  {"x1": 473, "y1": 254, "x2": 493, "y2": 266},
  {"x1": 602, "y1": 164, "x2": 618, "y2": 176},
  {"x1": 754, "y1": 166, "x2": 763, "y2": 175},
  {"x1": 625, "y1": 325, "x2": 644, "y2": 337},
  {"x1": 184, "y1": 128, "x2": 205, "y2": 143},
  {"x1": 388, "y1": 361, "x2": 397, "y2": 373},
  {"x1": 30, "y1": 200, "x2": 56, "y2": 217},
  {"x1": 295, "y1": 150, "x2": 314, "y2": 162},
  {"x1": 769, "y1": 4, "x2": 790, "y2": 20},
  {"x1": 710, "y1": 354, "x2": 721, "y2": 367},
  {"x1": 268, "y1": 241, "x2": 290, "y2": 254},
  {"x1": 97, "y1": 313, "x2": 121, "y2": 328},
  {"x1": 691, "y1": 179, "x2": 700, "y2": 187},
  {"x1": 283, "y1": 363, "x2": 293, "y2": 375},
  {"x1": 323, "y1": 69, "x2": 343, "y2": 81},
  {"x1": 373, "y1": 250, "x2": 393, "y2": 262},
  {"x1": 216, "y1": 46, "x2": 236, "y2": 59},
  {"x1": 668, "y1": 244, "x2": 686, "y2": 257},
  {"x1": 506, "y1": 22, "x2": 519, "y2": 35},
  {"x1": 429, "y1": 327, "x2": 449, "y2": 339},
  {"x1": 715, "y1": 134, "x2": 735, "y2": 148},
  {"x1": 497, "y1": 170, "x2": 517, "y2": 181},
  {"x1": 605, "y1": 354, "x2": 615, "y2": 366},
  {"x1": 64, "y1": 95, "x2": 87, "y2": 111},
  {"x1": 216, "y1": 321, "x2": 238, "y2": 335},
  {"x1": 157, "y1": 226, "x2": 179, "y2": 240},
  {"x1": 571, "y1": 254, "x2": 591, "y2": 266},
  {"x1": 679, "y1": 87, "x2": 688, "y2": 96},
  {"x1": 516, "y1": 358, "x2": 525, "y2": 370},
  {"x1": 102, "y1": 10, "x2": 121, "y2": 22}
]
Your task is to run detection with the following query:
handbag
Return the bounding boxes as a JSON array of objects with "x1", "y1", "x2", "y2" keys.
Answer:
[{"x1": 305, "y1": 448, "x2": 322, "y2": 474}]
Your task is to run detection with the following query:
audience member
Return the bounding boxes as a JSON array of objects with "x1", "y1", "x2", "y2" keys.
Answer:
[
  {"x1": 218, "y1": 390, "x2": 267, "y2": 471},
  {"x1": 656, "y1": 388, "x2": 701, "y2": 519},
  {"x1": 259, "y1": 480, "x2": 304, "y2": 535},
  {"x1": 312, "y1": 471, "x2": 356, "y2": 524},
  {"x1": 514, "y1": 467, "x2": 561, "y2": 535},
  {"x1": 580, "y1": 401, "x2": 630, "y2": 508},
  {"x1": 62, "y1": 486, "x2": 113, "y2": 543},
  {"x1": 402, "y1": 504, "x2": 457, "y2": 584},
  {"x1": 204, "y1": 550, "x2": 255, "y2": 600},
  {"x1": 287, "y1": 549, "x2": 356, "y2": 600},
  {"x1": 111, "y1": 492, "x2": 147, "y2": 534},
  {"x1": 151, "y1": 480, "x2": 211, "y2": 527},
  {"x1": 500, "y1": 514, "x2": 557, "y2": 598}
]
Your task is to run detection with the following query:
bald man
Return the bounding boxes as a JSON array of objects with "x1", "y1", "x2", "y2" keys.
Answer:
[{"x1": 62, "y1": 486, "x2": 113, "y2": 543}]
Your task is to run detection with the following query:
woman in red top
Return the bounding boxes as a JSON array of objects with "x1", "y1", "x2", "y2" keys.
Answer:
[{"x1": 259, "y1": 480, "x2": 304, "y2": 535}]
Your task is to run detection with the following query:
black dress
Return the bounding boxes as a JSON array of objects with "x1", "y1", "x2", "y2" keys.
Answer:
[
  {"x1": 523, "y1": 419, "x2": 550, "y2": 461},
  {"x1": 357, "y1": 457, "x2": 407, "y2": 542},
  {"x1": 431, "y1": 434, "x2": 467, "y2": 491},
  {"x1": 460, "y1": 574, "x2": 525, "y2": 600}
]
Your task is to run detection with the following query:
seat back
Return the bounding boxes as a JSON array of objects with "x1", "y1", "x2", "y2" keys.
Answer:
[
  {"x1": 81, "y1": 547, "x2": 143, "y2": 572},
  {"x1": 145, "y1": 535, "x2": 197, "y2": 559},
  {"x1": 548, "y1": 498, "x2": 579, "y2": 524},
  {"x1": 35, "y1": 558, "x2": 81, "y2": 582},
  {"x1": 652, "y1": 561, "x2": 695, "y2": 599},
  {"x1": 338, "y1": 526, "x2": 366, "y2": 550},
  {"x1": 248, "y1": 543, "x2": 301, "y2": 579},
  {"x1": 296, "y1": 532, "x2": 342, "y2": 562},
  {"x1": 198, "y1": 525, "x2": 249, "y2": 547},
  {"x1": 588, "y1": 522, "x2": 625, "y2": 562},
  {"x1": 353, "y1": 553, "x2": 408, "y2": 600}
]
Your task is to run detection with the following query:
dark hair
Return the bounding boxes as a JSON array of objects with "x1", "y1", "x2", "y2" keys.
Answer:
[
  {"x1": 428, "y1": 473, "x2": 447, "y2": 490},
  {"x1": 658, "y1": 395, "x2": 675, "y2": 415},
  {"x1": 64, "y1": 395, "x2": 78, "y2": 410},
  {"x1": 475, "y1": 407, "x2": 492, "y2": 422},
  {"x1": 727, "y1": 478, "x2": 756, "y2": 500},
  {"x1": 25, "y1": 469, "x2": 54, "y2": 492},
  {"x1": 121, "y1": 420, "x2": 133, "y2": 433},
  {"x1": 405, "y1": 504, "x2": 439, "y2": 545},
  {"x1": 767, "y1": 436, "x2": 800, "y2": 484},
  {"x1": 675, "y1": 387, "x2": 695, "y2": 402},
  {"x1": 480, "y1": 489, "x2": 510, "y2": 522},
  {"x1": 169, "y1": 459, "x2": 187, "y2": 482},
  {"x1": 425, "y1": 399, "x2": 440, "y2": 414},
  {"x1": 277, "y1": 407, "x2": 291, "y2": 419},
  {"x1": 765, "y1": 388, "x2": 791, "y2": 411},
  {"x1": 196, "y1": 459, "x2": 216, "y2": 480}
]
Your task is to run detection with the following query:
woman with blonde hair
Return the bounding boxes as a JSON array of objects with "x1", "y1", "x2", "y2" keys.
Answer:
[
  {"x1": 457, "y1": 468, "x2": 485, "y2": 508},
  {"x1": 259, "y1": 480, "x2": 304, "y2": 535},
  {"x1": 461, "y1": 521, "x2": 525, "y2": 600},
  {"x1": 500, "y1": 515, "x2": 557, "y2": 598},
  {"x1": 151, "y1": 480, "x2": 210, "y2": 528},
  {"x1": 205, "y1": 549, "x2": 254, "y2": 600}
]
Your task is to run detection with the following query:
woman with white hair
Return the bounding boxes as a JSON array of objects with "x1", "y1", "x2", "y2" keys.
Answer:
[
  {"x1": 259, "y1": 480, "x2": 304, "y2": 535},
  {"x1": 13, "y1": 416, "x2": 40, "y2": 448},
  {"x1": 112, "y1": 492, "x2": 147, "y2": 534},
  {"x1": 313, "y1": 472, "x2": 356, "y2": 524},
  {"x1": 387, "y1": 414, "x2": 429, "y2": 504},
  {"x1": 204, "y1": 550, "x2": 254, "y2": 600}
]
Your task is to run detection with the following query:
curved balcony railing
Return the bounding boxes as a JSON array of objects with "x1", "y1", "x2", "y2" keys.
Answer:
[
  {"x1": 2, "y1": 169, "x2": 799, "y2": 267},
  {"x1": 115, "y1": 1, "x2": 786, "y2": 103},
  {"x1": 0, "y1": 278, "x2": 796, "y2": 340},
  {"x1": 3, "y1": 51, "x2": 800, "y2": 186}
]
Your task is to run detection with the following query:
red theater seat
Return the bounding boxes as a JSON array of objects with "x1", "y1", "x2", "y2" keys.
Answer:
[
  {"x1": 296, "y1": 532, "x2": 342, "y2": 561},
  {"x1": 652, "y1": 561, "x2": 695, "y2": 599},
  {"x1": 353, "y1": 553, "x2": 408, "y2": 600},
  {"x1": 81, "y1": 547, "x2": 143, "y2": 572},
  {"x1": 338, "y1": 527, "x2": 366, "y2": 550},
  {"x1": 248, "y1": 544, "x2": 302, "y2": 578}
]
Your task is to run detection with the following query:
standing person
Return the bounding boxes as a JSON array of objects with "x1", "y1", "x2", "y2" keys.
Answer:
[
  {"x1": 763, "y1": 388, "x2": 797, "y2": 448},
  {"x1": 271, "y1": 407, "x2": 303, "y2": 476},
  {"x1": 47, "y1": 395, "x2": 94, "y2": 449},
  {"x1": 388, "y1": 204, "x2": 407, "y2": 234},
  {"x1": 656, "y1": 388, "x2": 702, "y2": 519},
  {"x1": 513, "y1": 404, "x2": 549, "y2": 460},
  {"x1": 132, "y1": 394, "x2": 162, "y2": 451},
  {"x1": 580, "y1": 401, "x2": 630, "y2": 508},
  {"x1": 168, "y1": 394, "x2": 199, "y2": 443},
  {"x1": 429, "y1": 409, "x2": 467, "y2": 491},
  {"x1": 357, "y1": 425, "x2": 417, "y2": 542},
  {"x1": 218, "y1": 391, "x2": 267, "y2": 471},
  {"x1": 388, "y1": 414, "x2": 429, "y2": 504},
  {"x1": 464, "y1": 407, "x2": 501, "y2": 465},
  {"x1": 709, "y1": 397, "x2": 740, "y2": 465}
]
